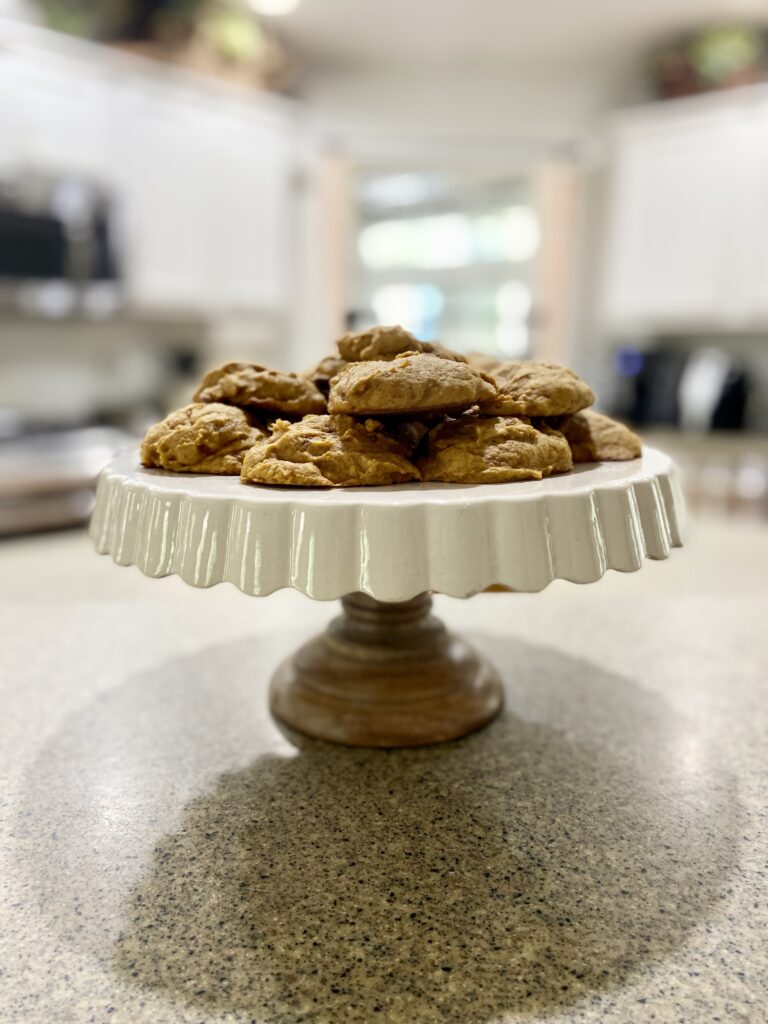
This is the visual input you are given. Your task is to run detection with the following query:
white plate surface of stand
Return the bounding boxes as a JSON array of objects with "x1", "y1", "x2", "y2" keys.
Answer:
[{"x1": 90, "y1": 447, "x2": 684, "y2": 602}]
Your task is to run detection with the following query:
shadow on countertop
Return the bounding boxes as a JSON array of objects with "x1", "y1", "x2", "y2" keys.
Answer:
[{"x1": 95, "y1": 639, "x2": 741, "y2": 1023}]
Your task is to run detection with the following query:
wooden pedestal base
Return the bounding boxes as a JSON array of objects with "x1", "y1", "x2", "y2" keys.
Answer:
[{"x1": 269, "y1": 592, "x2": 503, "y2": 748}]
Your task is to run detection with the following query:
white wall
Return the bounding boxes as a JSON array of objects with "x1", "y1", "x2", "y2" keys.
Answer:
[{"x1": 302, "y1": 57, "x2": 647, "y2": 145}]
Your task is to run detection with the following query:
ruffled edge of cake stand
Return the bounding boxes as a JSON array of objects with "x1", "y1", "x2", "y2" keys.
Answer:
[{"x1": 90, "y1": 448, "x2": 684, "y2": 601}]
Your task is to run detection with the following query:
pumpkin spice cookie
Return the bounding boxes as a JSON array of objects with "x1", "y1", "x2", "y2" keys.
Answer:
[
  {"x1": 140, "y1": 403, "x2": 266, "y2": 475},
  {"x1": 240, "y1": 414, "x2": 420, "y2": 488},
  {"x1": 337, "y1": 325, "x2": 428, "y2": 362},
  {"x1": 418, "y1": 415, "x2": 573, "y2": 484},
  {"x1": 482, "y1": 361, "x2": 594, "y2": 417},
  {"x1": 426, "y1": 341, "x2": 467, "y2": 362},
  {"x1": 554, "y1": 409, "x2": 641, "y2": 462},
  {"x1": 466, "y1": 351, "x2": 504, "y2": 373},
  {"x1": 336, "y1": 325, "x2": 465, "y2": 362},
  {"x1": 194, "y1": 362, "x2": 326, "y2": 416},
  {"x1": 328, "y1": 353, "x2": 498, "y2": 417}
]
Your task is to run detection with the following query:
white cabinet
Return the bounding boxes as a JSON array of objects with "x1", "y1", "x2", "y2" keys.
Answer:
[
  {"x1": 0, "y1": 46, "x2": 117, "y2": 179},
  {"x1": 602, "y1": 91, "x2": 768, "y2": 332},
  {"x1": 0, "y1": 26, "x2": 299, "y2": 317},
  {"x1": 740, "y1": 97, "x2": 768, "y2": 321},
  {"x1": 201, "y1": 106, "x2": 294, "y2": 312},
  {"x1": 114, "y1": 80, "x2": 296, "y2": 314},
  {"x1": 0, "y1": 48, "x2": 114, "y2": 178}
]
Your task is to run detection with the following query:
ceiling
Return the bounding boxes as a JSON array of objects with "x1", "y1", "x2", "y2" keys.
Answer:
[{"x1": 273, "y1": 0, "x2": 766, "y2": 67}]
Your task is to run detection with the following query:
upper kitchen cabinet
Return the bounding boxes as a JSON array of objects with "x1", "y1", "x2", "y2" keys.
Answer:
[
  {"x1": 114, "y1": 79, "x2": 297, "y2": 315},
  {"x1": 0, "y1": 43, "x2": 114, "y2": 178},
  {"x1": 0, "y1": 23, "x2": 300, "y2": 317},
  {"x1": 739, "y1": 95, "x2": 768, "y2": 323},
  {"x1": 601, "y1": 90, "x2": 767, "y2": 333}
]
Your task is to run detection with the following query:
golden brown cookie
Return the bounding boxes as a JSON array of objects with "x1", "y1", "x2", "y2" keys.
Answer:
[
  {"x1": 194, "y1": 362, "x2": 326, "y2": 415},
  {"x1": 426, "y1": 341, "x2": 467, "y2": 362},
  {"x1": 327, "y1": 353, "x2": 498, "y2": 416},
  {"x1": 336, "y1": 325, "x2": 465, "y2": 362},
  {"x1": 302, "y1": 354, "x2": 348, "y2": 395},
  {"x1": 554, "y1": 409, "x2": 641, "y2": 462},
  {"x1": 240, "y1": 414, "x2": 420, "y2": 488},
  {"x1": 336, "y1": 325, "x2": 427, "y2": 361},
  {"x1": 418, "y1": 415, "x2": 572, "y2": 483},
  {"x1": 482, "y1": 361, "x2": 594, "y2": 417},
  {"x1": 140, "y1": 403, "x2": 265, "y2": 474},
  {"x1": 466, "y1": 351, "x2": 504, "y2": 373}
]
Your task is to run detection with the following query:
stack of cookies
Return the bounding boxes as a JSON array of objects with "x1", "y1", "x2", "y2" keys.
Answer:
[{"x1": 140, "y1": 325, "x2": 641, "y2": 487}]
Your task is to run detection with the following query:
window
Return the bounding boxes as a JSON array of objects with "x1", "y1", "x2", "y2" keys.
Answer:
[
  {"x1": 354, "y1": 172, "x2": 539, "y2": 355},
  {"x1": 370, "y1": 283, "x2": 445, "y2": 340},
  {"x1": 359, "y1": 207, "x2": 539, "y2": 272}
]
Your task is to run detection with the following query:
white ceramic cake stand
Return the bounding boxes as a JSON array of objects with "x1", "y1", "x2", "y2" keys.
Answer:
[{"x1": 91, "y1": 448, "x2": 684, "y2": 747}]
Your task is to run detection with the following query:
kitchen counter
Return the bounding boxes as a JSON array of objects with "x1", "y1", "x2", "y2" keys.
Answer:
[{"x1": 1, "y1": 519, "x2": 766, "y2": 1023}]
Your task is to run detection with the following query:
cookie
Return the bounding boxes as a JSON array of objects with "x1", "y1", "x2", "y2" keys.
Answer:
[
  {"x1": 328, "y1": 352, "x2": 498, "y2": 416},
  {"x1": 336, "y1": 325, "x2": 465, "y2": 362},
  {"x1": 336, "y1": 325, "x2": 428, "y2": 362},
  {"x1": 302, "y1": 355, "x2": 348, "y2": 395},
  {"x1": 554, "y1": 409, "x2": 641, "y2": 462},
  {"x1": 194, "y1": 362, "x2": 326, "y2": 416},
  {"x1": 425, "y1": 341, "x2": 467, "y2": 362},
  {"x1": 466, "y1": 351, "x2": 504, "y2": 373},
  {"x1": 240, "y1": 414, "x2": 420, "y2": 488},
  {"x1": 482, "y1": 361, "x2": 594, "y2": 417},
  {"x1": 418, "y1": 415, "x2": 573, "y2": 483},
  {"x1": 140, "y1": 403, "x2": 265, "y2": 475}
]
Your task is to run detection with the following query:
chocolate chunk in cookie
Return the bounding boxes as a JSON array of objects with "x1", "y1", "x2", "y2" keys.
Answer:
[
  {"x1": 302, "y1": 354, "x2": 348, "y2": 395},
  {"x1": 418, "y1": 415, "x2": 572, "y2": 483},
  {"x1": 328, "y1": 353, "x2": 498, "y2": 416},
  {"x1": 482, "y1": 361, "x2": 594, "y2": 417},
  {"x1": 240, "y1": 414, "x2": 420, "y2": 488},
  {"x1": 194, "y1": 362, "x2": 326, "y2": 416},
  {"x1": 554, "y1": 409, "x2": 641, "y2": 462},
  {"x1": 140, "y1": 403, "x2": 265, "y2": 475},
  {"x1": 379, "y1": 418, "x2": 431, "y2": 457}
]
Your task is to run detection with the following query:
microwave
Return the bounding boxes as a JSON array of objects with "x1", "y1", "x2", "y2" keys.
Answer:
[{"x1": 0, "y1": 175, "x2": 118, "y2": 284}]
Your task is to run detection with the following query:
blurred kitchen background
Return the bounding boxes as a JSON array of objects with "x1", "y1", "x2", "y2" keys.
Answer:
[{"x1": 2, "y1": 0, "x2": 768, "y2": 534}]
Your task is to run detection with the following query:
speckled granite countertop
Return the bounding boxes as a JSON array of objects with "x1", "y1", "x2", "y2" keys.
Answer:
[{"x1": 1, "y1": 520, "x2": 767, "y2": 1024}]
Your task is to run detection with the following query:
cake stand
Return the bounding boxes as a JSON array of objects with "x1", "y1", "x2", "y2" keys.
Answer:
[{"x1": 90, "y1": 448, "x2": 684, "y2": 747}]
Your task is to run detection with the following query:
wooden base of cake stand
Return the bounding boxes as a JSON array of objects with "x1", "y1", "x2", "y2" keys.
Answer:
[{"x1": 269, "y1": 592, "x2": 504, "y2": 748}]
